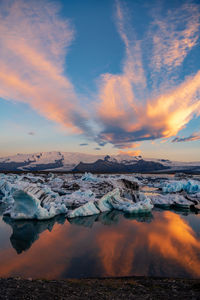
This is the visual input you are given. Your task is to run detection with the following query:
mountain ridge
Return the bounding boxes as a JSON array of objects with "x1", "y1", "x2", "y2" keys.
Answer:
[{"x1": 0, "y1": 151, "x2": 200, "y2": 173}]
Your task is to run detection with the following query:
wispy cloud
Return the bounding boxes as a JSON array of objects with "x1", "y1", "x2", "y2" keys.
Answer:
[
  {"x1": 172, "y1": 132, "x2": 200, "y2": 143},
  {"x1": 151, "y1": 3, "x2": 200, "y2": 72},
  {"x1": 96, "y1": 0, "x2": 200, "y2": 148},
  {"x1": 0, "y1": 0, "x2": 88, "y2": 134},
  {"x1": 0, "y1": 0, "x2": 199, "y2": 151},
  {"x1": 114, "y1": 143, "x2": 140, "y2": 149}
]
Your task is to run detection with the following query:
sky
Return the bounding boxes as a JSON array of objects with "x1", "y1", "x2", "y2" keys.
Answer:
[{"x1": 0, "y1": 0, "x2": 200, "y2": 161}]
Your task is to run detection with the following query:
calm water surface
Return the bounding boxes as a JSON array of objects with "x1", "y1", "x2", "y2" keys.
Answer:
[{"x1": 0, "y1": 208, "x2": 200, "y2": 279}]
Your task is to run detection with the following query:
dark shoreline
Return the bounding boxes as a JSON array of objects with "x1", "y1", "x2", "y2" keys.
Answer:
[{"x1": 1, "y1": 276, "x2": 200, "y2": 299}]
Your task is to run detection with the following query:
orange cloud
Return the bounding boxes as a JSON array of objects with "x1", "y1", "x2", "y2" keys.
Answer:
[
  {"x1": 96, "y1": 1, "x2": 200, "y2": 147},
  {"x1": 0, "y1": 0, "x2": 87, "y2": 134},
  {"x1": 148, "y1": 212, "x2": 200, "y2": 277},
  {"x1": 1, "y1": 211, "x2": 200, "y2": 279},
  {"x1": 119, "y1": 150, "x2": 141, "y2": 156},
  {"x1": 114, "y1": 142, "x2": 141, "y2": 149},
  {"x1": 0, "y1": 0, "x2": 199, "y2": 148},
  {"x1": 97, "y1": 211, "x2": 200, "y2": 278}
]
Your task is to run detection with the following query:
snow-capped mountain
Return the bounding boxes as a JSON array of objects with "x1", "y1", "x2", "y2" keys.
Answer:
[{"x1": 0, "y1": 151, "x2": 200, "y2": 173}]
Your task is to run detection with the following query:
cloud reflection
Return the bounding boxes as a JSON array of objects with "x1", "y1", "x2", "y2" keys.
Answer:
[{"x1": 0, "y1": 211, "x2": 200, "y2": 279}]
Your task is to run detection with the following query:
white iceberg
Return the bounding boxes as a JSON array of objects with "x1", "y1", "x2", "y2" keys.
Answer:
[
  {"x1": 95, "y1": 189, "x2": 120, "y2": 212},
  {"x1": 106, "y1": 189, "x2": 153, "y2": 213},
  {"x1": 150, "y1": 193, "x2": 193, "y2": 209},
  {"x1": 68, "y1": 201, "x2": 100, "y2": 218},
  {"x1": 68, "y1": 188, "x2": 153, "y2": 218}
]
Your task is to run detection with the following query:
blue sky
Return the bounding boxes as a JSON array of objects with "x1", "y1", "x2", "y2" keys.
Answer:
[{"x1": 0, "y1": 0, "x2": 200, "y2": 161}]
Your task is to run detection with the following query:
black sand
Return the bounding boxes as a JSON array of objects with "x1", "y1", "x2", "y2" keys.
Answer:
[{"x1": 0, "y1": 276, "x2": 200, "y2": 299}]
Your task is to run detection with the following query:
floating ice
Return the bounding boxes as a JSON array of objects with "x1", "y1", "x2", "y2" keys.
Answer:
[
  {"x1": 80, "y1": 172, "x2": 99, "y2": 182},
  {"x1": 6, "y1": 190, "x2": 67, "y2": 220},
  {"x1": 68, "y1": 188, "x2": 153, "y2": 218},
  {"x1": 150, "y1": 194, "x2": 193, "y2": 208},
  {"x1": 62, "y1": 189, "x2": 95, "y2": 207},
  {"x1": 1, "y1": 172, "x2": 199, "y2": 220},
  {"x1": 162, "y1": 180, "x2": 200, "y2": 194},
  {"x1": 68, "y1": 201, "x2": 100, "y2": 218},
  {"x1": 106, "y1": 189, "x2": 153, "y2": 214},
  {"x1": 95, "y1": 189, "x2": 119, "y2": 212}
]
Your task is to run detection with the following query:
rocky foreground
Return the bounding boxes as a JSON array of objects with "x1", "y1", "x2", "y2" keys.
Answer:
[{"x1": 0, "y1": 277, "x2": 200, "y2": 299}]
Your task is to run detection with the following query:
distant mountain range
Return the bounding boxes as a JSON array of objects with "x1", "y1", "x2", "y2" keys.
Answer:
[{"x1": 0, "y1": 151, "x2": 200, "y2": 173}]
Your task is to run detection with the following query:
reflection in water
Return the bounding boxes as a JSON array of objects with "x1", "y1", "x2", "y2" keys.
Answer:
[
  {"x1": 3, "y1": 215, "x2": 66, "y2": 254},
  {"x1": 69, "y1": 211, "x2": 154, "y2": 228},
  {"x1": 0, "y1": 210, "x2": 200, "y2": 279},
  {"x1": 4, "y1": 210, "x2": 153, "y2": 253}
]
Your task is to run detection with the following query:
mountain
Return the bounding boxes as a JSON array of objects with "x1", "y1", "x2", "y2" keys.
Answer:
[
  {"x1": 73, "y1": 158, "x2": 168, "y2": 173},
  {"x1": 0, "y1": 151, "x2": 200, "y2": 173}
]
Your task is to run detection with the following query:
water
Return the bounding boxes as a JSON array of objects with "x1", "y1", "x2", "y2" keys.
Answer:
[{"x1": 0, "y1": 208, "x2": 200, "y2": 279}]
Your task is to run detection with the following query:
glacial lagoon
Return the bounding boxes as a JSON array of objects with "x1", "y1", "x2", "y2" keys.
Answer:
[{"x1": 0, "y1": 209, "x2": 200, "y2": 279}]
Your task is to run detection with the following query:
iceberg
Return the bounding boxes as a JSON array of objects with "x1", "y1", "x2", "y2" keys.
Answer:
[
  {"x1": 0, "y1": 179, "x2": 15, "y2": 197},
  {"x1": 150, "y1": 194, "x2": 193, "y2": 209},
  {"x1": 161, "y1": 180, "x2": 200, "y2": 194},
  {"x1": 6, "y1": 190, "x2": 67, "y2": 220},
  {"x1": 3, "y1": 214, "x2": 66, "y2": 253},
  {"x1": 62, "y1": 189, "x2": 95, "y2": 207},
  {"x1": 107, "y1": 191, "x2": 153, "y2": 214},
  {"x1": 68, "y1": 188, "x2": 154, "y2": 218},
  {"x1": 68, "y1": 201, "x2": 100, "y2": 218},
  {"x1": 80, "y1": 172, "x2": 99, "y2": 182},
  {"x1": 1, "y1": 172, "x2": 199, "y2": 221},
  {"x1": 95, "y1": 189, "x2": 120, "y2": 212}
]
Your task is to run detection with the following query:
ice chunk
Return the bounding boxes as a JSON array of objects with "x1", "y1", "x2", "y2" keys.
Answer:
[
  {"x1": 95, "y1": 189, "x2": 120, "y2": 212},
  {"x1": 161, "y1": 180, "x2": 200, "y2": 194},
  {"x1": 150, "y1": 194, "x2": 193, "y2": 209},
  {"x1": 96, "y1": 188, "x2": 153, "y2": 214},
  {"x1": 68, "y1": 188, "x2": 153, "y2": 218},
  {"x1": 115, "y1": 177, "x2": 139, "y2": 190},
  {"x1": 0, "y1": 180, "x2": 15, "y2": 197},
  {"x1": 49, "y1": 177, "x2": 63, "y2": 189},
  {"x1": 108, "y1": 192, "x2": 153, "y2": 214},
  {"x1": 62, "y1": 189, "x2": 95, "y2": 207},
  {"x1": 6, "y1": 190, "x2": 67, "y2": 220},
  {"x1": 68, "y1": 201, "x2": 100, "y2": 218},
  {"x1": 81, "y1": 172, "x2": 99, "y2": 182}
]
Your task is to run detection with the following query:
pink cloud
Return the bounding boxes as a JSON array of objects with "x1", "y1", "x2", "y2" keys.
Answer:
[
  {"x1": 151, "y1": 3, "x2": 200, "y2": 72},
  {"x1": 96, "y1": 0, "x2": 200, "y2": 148},
  {"x1": 0, "y1": 0, "x2": 87, "y2": 133},
  {"x1": 0, "y1": 0, "x2": 199, "y2": 150}
]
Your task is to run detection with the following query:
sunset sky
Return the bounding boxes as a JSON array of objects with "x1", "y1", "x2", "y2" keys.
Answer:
[{"x1": 0, "y1": 0, "x2": 200, "y2": 161}]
